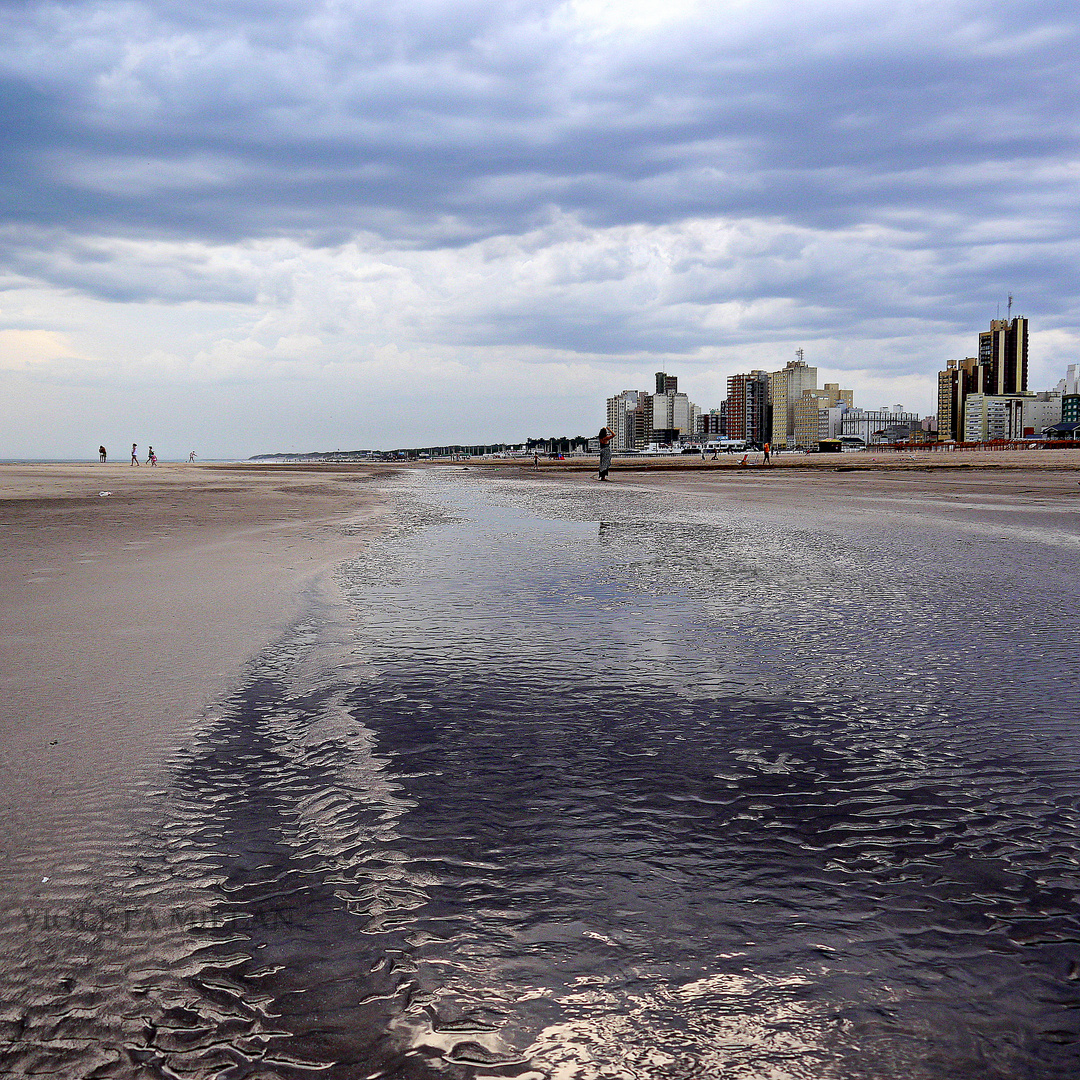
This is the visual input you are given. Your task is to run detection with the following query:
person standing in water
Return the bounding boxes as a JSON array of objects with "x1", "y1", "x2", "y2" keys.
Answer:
[{"x1": 598, "y1": 426, "x2": 614, "y2": 481}]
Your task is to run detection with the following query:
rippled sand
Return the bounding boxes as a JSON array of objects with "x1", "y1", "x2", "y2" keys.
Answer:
[{"x1": 0, "y1": 463, "x2": 392, "y2": 901}]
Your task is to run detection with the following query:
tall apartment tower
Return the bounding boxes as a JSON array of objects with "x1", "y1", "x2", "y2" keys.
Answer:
[
  {"x1": 655, "y1": 372, "x2": 678, "y2": 395},
  {"x1": 606, "y1": 390, "x2": 646, "y2": 451},
  {"x1": 937, "y1": 357, "x2": 978, "y2": 442},
  {"x1": 978, "y1": 317, "x2": 1028, "y2": 395},
  {"x1": 725, "y1": 370, "x2": 770, "y2": 444},
  {"x1": 936, "y1": 316, "x2": 1029, "y2": 440},
  {"x1": 768, "y1": 358, "x2": 818, "y2": 449}
]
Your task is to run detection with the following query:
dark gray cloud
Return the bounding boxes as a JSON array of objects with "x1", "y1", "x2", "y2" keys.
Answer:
[{"x1": 3, "y1": 0, "x2": 1076, "y2": 249}]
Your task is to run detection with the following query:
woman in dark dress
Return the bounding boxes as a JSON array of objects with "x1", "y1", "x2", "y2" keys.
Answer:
[{"x1": 598, "y1": 426, "x2": 614, "y2": 481}]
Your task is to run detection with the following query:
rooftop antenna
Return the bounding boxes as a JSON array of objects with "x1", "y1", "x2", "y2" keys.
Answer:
[
  {"x1": 796, "y1": 347, "x2": 804, "y2": 363},
  {"x1": 1007, "y1": 293, "x2": 1013, "y2": 321}
]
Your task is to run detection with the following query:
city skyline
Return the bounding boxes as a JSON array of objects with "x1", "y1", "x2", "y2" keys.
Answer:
[{"x1": 2, "y1": 1, "x2": 1079, "y2": 459}]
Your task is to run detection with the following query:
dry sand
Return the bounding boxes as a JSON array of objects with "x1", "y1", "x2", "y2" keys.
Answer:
[{"x1": 0, "y1": 462, "x2": 396, "y2": 896}]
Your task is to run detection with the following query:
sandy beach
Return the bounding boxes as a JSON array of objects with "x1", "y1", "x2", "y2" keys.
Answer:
[
  {"x1": 2, "y1": 455, "x2": 1079, "y2": 1076},
  {"x1": 0, "y1": 462, "x2": 394, "y2": 899}
]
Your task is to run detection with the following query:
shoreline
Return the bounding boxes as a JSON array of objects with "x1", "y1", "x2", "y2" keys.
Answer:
[{"x1": 0, "y1": 462, "x2": 397, "y2": 900}]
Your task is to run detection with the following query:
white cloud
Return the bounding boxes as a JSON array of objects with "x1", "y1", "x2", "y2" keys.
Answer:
[{"x1": 0, "y1": 329, "x2": 80, "y2": 370}]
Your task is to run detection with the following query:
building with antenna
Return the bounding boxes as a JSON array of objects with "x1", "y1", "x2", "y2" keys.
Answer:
[
  {"x1": 768, "y1": 352, "x2": 819, "y2": 449},
  {"x1": 936, "y1": 314, "x2": 1029, "y2": 441}
]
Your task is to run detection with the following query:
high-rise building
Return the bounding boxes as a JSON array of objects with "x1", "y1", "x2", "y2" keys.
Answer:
[
  {"x1": 607, "y1": 374, "x2": 699, "y2": 448},
  {"x1": 606, "y1": 390, "x2": 646, "y2": 451},
  {"x1": 792, "y1": 383, "x2": 854, "y2": 448},
  {"x1": 650, "y1": 390, "x2": 695, "y2": 441},
  {"x1": 768, "y1": 357, "x2": 818, "y2": 449},
  {"x1": 1055, "y1": 364, "x2": 1080, "y2": 397},
  {"x1": 725, "y1": 370, "x2": 769, "y2": 445},
  {"x1": 978, "y1": 317, "x2": 1028, "y2": 395},
  {"x1": 655, "y1": 372, "x2": 678, "y2": 395},
  {"x1": 937, "y1": 358, "x2": 978, "y2": 441},
  {"x1": 937, "y1": 317, "x2": 1029, "y2": 440}
]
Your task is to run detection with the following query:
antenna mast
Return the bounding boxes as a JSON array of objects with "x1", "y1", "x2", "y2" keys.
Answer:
[
  {"x1": 796, "y1": 347, "x2": 804, "y2": 364},
  {"x1": 1007, "y1": 294, "x2": 1013, "y2": 321}
]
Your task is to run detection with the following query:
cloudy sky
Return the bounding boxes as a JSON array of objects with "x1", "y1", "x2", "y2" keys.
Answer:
[{"x1": 1, "y1": 0, "x2": 1078, "y2": 457}]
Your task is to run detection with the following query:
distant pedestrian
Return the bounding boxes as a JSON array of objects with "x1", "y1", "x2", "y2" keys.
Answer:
[
  {"x1": 147, "y1": 446, "x2": 157, "y2": 466},
  {"x1": 131, "y1": 443, "x2": 139, "y2": 466},
  {"x1": 533, "y1": 452, "x2": 539, "y2": 469},
  {"x1": 763, "y1": 442, "x2": 771, "y2": 465},
  {"x1": 188, "y1": 450, "x2": 196, "y2": 463},
  {"x1": 598, "y1": 426, "x2": 614, "y2": 481},
  {"x1": 98, "y1": 445, "x2": 107, "y2": 462},
  {"x1": 700, "y1": 445, "x2": 706, "y2": 460}
]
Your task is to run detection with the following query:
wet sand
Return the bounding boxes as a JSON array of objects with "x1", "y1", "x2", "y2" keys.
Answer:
[
  {"x1": 521, "y1": 445, "x2": 1080, "y2": 474},
  {"x1": 507, "y1": 446, "x2": 1080, "y2": 524},
  {"x1": 0, "y1": 462, "x2": 395, "y2": 899},
  {"x1": 3, "y1": 458, "x2": 1079, "y2": 1075},
  {"x1": 4, "y1": 453, "x2": 1077, "y2": 893}
]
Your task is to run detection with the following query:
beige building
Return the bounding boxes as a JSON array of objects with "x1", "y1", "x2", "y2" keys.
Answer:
[
  {"x1": 768, "y1": 357, "x2": 818, "y2": 448},
  {"x1": 792, "y1": 383, "x2": 855, "y2": 449}
]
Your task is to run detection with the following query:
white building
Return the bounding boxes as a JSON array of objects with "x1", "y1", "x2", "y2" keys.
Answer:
[
  {"x1": 841, "y1": 406, "x2": 920, "y2": 445},
  {"x1": 651, "y1": 391, "x2": 696, "y2": 439},
  {"x1": 606, "y1": 390, "x2": 645, "y2": 451},
  {"x1": 1055, "y1": 364, "x2": 1080, "y2": 396},
  {"x1": 962, "y1": 394, "x2": 1027, "y2": 442},
  {"x1": 1022, "y1": 392, "x2": 1062, "y2": 437}
]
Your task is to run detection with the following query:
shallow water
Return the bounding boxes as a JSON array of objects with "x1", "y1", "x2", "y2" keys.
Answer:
[{"x1": 3, "y1": 470, "x2": 1080, "y2": 1078}]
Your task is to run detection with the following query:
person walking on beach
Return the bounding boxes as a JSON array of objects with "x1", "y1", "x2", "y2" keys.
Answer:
[
  {"x1": 188, "y1": 450, "x2": 197, "y2": 463},
  {"x1": 147, "y1": 446, "x2": 157, "y2": 466},
  {"x1": 131, "y1": 443, "x2": 139, "y2": 466},
  {"x1": 98, "y1": 445, "x2": 107, "y2": 462},
  {"x1": 598, "y1": 426, "x2": 614, "y2": 481}
]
